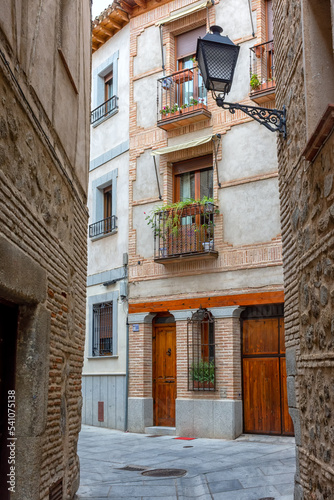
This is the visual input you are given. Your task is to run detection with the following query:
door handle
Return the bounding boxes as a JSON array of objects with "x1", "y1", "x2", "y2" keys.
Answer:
[
  {"x1": 166, "y1": 348, "x2": 171, "y2": 356},
  {"x1": 165, "y1": 380, "x2": 174, "y2": 383}
]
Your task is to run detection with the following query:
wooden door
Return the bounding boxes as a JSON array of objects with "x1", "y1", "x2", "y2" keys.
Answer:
[
  {"x1": 242, "y1": 317, "x2": 294, "y2": 436},
  {"x1": 152, "y1": 323, "x2": 176, "y2": 426}
]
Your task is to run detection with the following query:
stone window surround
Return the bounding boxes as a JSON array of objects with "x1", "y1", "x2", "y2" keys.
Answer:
[
  {"x1": 87, "y1": 290, "x2": 119, "y2": 358},
  {"x1": 92, "y1": 50, "x2": 119, "y2": 127},
  {"x1": 90, "y1": 168, "x2": 118, "y2": 241}
]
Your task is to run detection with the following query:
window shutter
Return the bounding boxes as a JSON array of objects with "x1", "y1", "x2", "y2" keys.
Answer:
[{"x1": 176, "y1": 25, "x2": 206, "y2": 59}]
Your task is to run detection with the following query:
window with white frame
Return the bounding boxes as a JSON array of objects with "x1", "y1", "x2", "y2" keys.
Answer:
[
  {"x1": 88, "y1": 291, "x2": 118, "y2": 357},
  {"x1": 89, "y1": 169, "x2": 118, "y2": 239},
  {"x1": 91, "y1": 51, "x2": 119, "y2": 125}
]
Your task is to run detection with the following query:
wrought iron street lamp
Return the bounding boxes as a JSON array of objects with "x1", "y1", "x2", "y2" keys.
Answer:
[{"x1": 196, "y1": 26, "x2": 286, "y2": 137}]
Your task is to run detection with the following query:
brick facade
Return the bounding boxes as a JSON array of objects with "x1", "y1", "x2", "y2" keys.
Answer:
[
  {"x1": 0, "y1": 2, "x2": 90, "y2": 499},
  {"x1": 274, "y1": 0, "x2": 334, "y2": 497}
]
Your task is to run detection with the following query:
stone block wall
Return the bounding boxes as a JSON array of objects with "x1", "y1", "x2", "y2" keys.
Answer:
[
  {"x1": 0, "y1": 1, "x2": 90, "y2": 498},
  {"x1": 274, "y1": 0, "x2": 334, "y2": 497}
]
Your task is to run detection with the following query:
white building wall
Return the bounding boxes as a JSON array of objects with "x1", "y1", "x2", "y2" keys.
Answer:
[{"x1": 82, "y1": 24, "x2": 130, "y2": 430}]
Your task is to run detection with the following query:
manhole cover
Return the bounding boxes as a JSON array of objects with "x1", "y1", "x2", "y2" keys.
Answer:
[
  {"x1": 141, "y1": 468, "x2": 187, "y2": 478},
  {"x1": 258, "y1": 498, "x2": 275, "y2": 500},
  {"x1": 119, "y1": 465, "x2": 148, "y2": 472},
  {"x1": 183, "y1": 445, "x2": 193, "y2": 448},
  {"x1": 146, "y1": 434, "x2": 160, "y2": 438}
]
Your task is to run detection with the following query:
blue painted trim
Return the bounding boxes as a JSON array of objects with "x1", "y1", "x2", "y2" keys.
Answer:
[
  {"x1": 87, "y1": 267, "x2": 126, "y2": 287},
  {"x1": 88, "y1": 291, "x2": 119, "y2": 356},
  {"x1": 91, "y1": 168, "x2": 118, "y2": 225},
  {"x1": 93, "y1": 50, "x2": 119, "y2": 109},
  {"x1": 89, "y1": 140, "x2": 129, "y2": 171}
]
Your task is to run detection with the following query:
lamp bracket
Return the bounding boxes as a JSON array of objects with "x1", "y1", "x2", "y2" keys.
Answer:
[{"x1": 215, "y1": 94, "x2": 286, "y2": 138}]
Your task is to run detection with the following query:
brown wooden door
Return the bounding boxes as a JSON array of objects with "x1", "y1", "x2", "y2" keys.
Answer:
[
  {"x1": 152, "y1": 323, "x2": 176, "y2": 426},
  {"x1": 242, "y1": 317, "x2": 294, "y2": 436}
]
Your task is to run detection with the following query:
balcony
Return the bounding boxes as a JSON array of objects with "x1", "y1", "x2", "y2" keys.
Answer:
[
  {"x1": 89, "y1": 215, "x2": 117, "y2": 238},
  {"x1": 157, "y1": 67, "x2": 211, "y2": 131},
  {"x1": 153, "y1": 203, "x2": 218, "y2": 263},
  {"x1": 249, "y1": 41, "x2": 275, "y2": 105},
  {"x1": 91, "y1": 95, "x2": 118, "y2": 125}
]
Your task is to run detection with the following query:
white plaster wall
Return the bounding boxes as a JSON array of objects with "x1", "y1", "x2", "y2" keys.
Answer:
[
  {"x1": 132, "y1": 202, "x2": 156, "y2": 258},
  {"x1": 133, "y1": 25, "x2": 162, "y2": 76},
  {"x1": 219, "y1": 121, "x2": 278, "y2": 182},
  {"x1": 90, "y1": 24, "x2": 130, "y2": 160},
  {"x1": 82, "y1": 283, "x2": 127, "y2": 375},
  {"x1": 129, "y1": 265, "x2": 283, "y2": 300},
  {"x1": 167, "y1": 127, "x2": 213, "y2": 147},
  {"x1": 226, "y1": 39, "x2": 255, "y2": 103},
  {"x1": 88, "y1": 152, "x2": 129, "y2": 274},
  {"x1": 219, "y1": 177, "x2": 281, "y2": 245},
  {"x1": 133, "y1": 72, "x2": 163, "y2": 128},
  {"x1": 215, "y1": 0, "x2": 257, "y2": 41},
  {"x1": 133, "y1": 150, "x2": 161, "y2": 201}
]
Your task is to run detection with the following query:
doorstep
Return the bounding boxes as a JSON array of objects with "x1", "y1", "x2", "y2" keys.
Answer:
[{"x1": 145, "y1": 426, "x2": 176, "y2": 436}]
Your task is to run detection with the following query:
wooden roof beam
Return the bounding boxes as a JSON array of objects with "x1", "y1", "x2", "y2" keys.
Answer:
[
  {"x1": 93, "y1": 33, "x2": 106, "y2": 44},
  {"x1": 133, "y1": 0, "x2": 146, "y2": 7},
  {"x1": 108, "y1": 19, "x2": 122, "y2": 30},
  {"x1": 115, "y1": 8, "x2": 129, "y2": 21},
  {"x1": 118, "y1": 1, "x2": 133, "y2": 14},
  {"x1": 100, "y1": 26, "x2": 114, "y2": 36}
]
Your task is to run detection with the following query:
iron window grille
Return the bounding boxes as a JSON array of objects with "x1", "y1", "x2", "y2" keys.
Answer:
[
  {"x1": 92, "y1": 301, "x2": 113, "y2": 356},
  {"x1": 89, "y1": 215, "x2": 117, "y2": 238},
  {"x1": 91, "y1": 95, "x2": 118, "y2": 124},
  {"x1": 187, "y1": 308, "x2": 216, "y2": 391}
]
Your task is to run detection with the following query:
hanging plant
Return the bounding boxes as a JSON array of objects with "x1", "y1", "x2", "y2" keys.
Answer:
[{"x1": 145, "y1": 197, "x2": 219, "y2": 237}]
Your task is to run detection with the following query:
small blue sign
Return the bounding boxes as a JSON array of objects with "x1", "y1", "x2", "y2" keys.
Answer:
[{"x1": 132, "y1": 324, "x2": 139, "y2": 332}]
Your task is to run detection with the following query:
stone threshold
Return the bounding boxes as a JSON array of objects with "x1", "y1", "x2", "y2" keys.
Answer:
[{"x1": 145, "y1": 426, "x2": 176, "y2": 436}]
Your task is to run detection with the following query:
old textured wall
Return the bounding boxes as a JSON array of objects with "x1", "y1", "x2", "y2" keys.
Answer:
[
  {"x1": 274, "y1": 0, "x2": 334, "y2": 497},
  {"x1": 0, "y1": 1, "x2": 90, "y2": 499}
]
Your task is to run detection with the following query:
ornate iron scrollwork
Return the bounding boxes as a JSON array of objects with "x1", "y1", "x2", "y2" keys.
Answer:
[{"x1": 215, "y1": 94, "x2": 286, "y2": 138}]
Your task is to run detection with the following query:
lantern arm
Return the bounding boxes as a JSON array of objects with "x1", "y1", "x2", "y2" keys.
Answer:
[{"x1": 216, "y1": 96, "x2": 287, "y2": 138}]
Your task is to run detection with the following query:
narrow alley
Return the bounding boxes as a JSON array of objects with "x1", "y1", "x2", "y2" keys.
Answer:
[{"x1": 77, "y1": 426, "x2": 296, "y2": 499}]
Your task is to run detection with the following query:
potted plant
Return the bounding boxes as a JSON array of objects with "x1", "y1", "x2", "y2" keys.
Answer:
[
  {"x1": 254, "y1": 44, "x2": 265, "y2": 58},
  {"x1": 191, "y1": 360, "x2": 215, "y2": 389},
  {"x1": 146, "y1": 197, "x2": 218, "y2": 237},
  {"x1": 250, "y1": 74, "x2": 260, "y2": 91},
  {"x1": 173, "y1": 69, "x2": 194, "y2": 84}
]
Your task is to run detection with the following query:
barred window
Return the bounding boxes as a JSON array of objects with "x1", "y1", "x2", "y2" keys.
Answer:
[
  {"x1": 187, "y1": 308, "x2": 216, "y2": 391},
  {"x1": 92, "y1": 302, "x2": 113, "y2": 356}
]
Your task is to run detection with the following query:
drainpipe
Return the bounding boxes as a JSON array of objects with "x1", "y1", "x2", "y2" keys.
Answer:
[{"x1": 125, "y1": 319, "x2": 129, "y2": 431}]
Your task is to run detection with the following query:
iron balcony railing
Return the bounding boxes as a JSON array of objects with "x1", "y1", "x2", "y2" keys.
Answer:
[
  {"x1": 153, "y1": 203, "x2": 217, "y2": 260},
  {"x1": 89, "y1": 215, "x2": 117, "y2": 238},
  {"x1": 91, "y1": 95, "x2": 118, "y2": 124},
  {"x1": 157, "y1": 66, "x2": 208, "y2": 122},
  {"x1": 249, "y1": 40, "x2": 275, "y2": 93}
]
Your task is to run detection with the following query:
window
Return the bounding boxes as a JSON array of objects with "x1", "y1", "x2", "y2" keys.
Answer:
[
  {"x1": 91, "y1": 51, "x2": 119, "y2": 125},
  {"x1": 187, "y1": 308, "x2": 216, "y2": 391},
  {"x1": 176, "y1": 26, "x2": 207, "y2": 106},
  {"x1": 92, "y1": 301, "x2": 113, "y2": 356},
  {"x1": 89, "y1": 169, "x2": 118, "y2": 239},
  {"x1": 265, "y1": 0, "x2": 274, "y2": 80},
  {"x1": 104, "y1": 70, "x2": 113, "y2": 101},
  {"x1": 88, "y1": 291, "x2": 118, "y2": 357},
  {"x1": 173, "y1": 155, "x2": 213, "y2": 202}
]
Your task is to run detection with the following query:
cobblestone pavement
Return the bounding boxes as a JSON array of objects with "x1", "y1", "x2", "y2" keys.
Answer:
[{"x1": 77, "y1": 425, "x2": 296, "y2": 499}]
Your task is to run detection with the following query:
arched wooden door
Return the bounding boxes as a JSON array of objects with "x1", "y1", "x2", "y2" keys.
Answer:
[
  {"x1": 152, "y1": 322, "x2": 176, "y2": 426},
  {"x1": 242, "y1": 316, "x2": 294, "y2": 436}
]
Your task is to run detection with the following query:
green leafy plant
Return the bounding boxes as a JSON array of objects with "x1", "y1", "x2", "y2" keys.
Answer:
[
  {"x1": 191, "y1": 360, "x2": 215, "y2": 383},
  {"x1": 145, "y1": 197, "x2": 219, "y2": 237},
  {"x1": 250, "y1": 73, "x2": 260, "y2": 90}
]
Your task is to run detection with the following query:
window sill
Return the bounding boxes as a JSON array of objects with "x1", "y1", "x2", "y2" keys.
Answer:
[
  {"x1": 90, "y1": 229, "x2": 117, "y2": 242},
  {"x1": 92, "y1": 107, "x2": 119, "y2": 128},
  {"x1": 87, "y1": 355, "x2": 119, "y2": 359}
]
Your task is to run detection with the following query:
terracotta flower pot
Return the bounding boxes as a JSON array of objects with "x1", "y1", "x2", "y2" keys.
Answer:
[{"x1": 173, "y1": 69, "x2": 193, "y2": 84}]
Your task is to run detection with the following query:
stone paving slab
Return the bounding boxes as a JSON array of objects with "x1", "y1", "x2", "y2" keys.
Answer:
[{"x1": 77, "y1": 425, "x2": 296, "y2": 500}]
